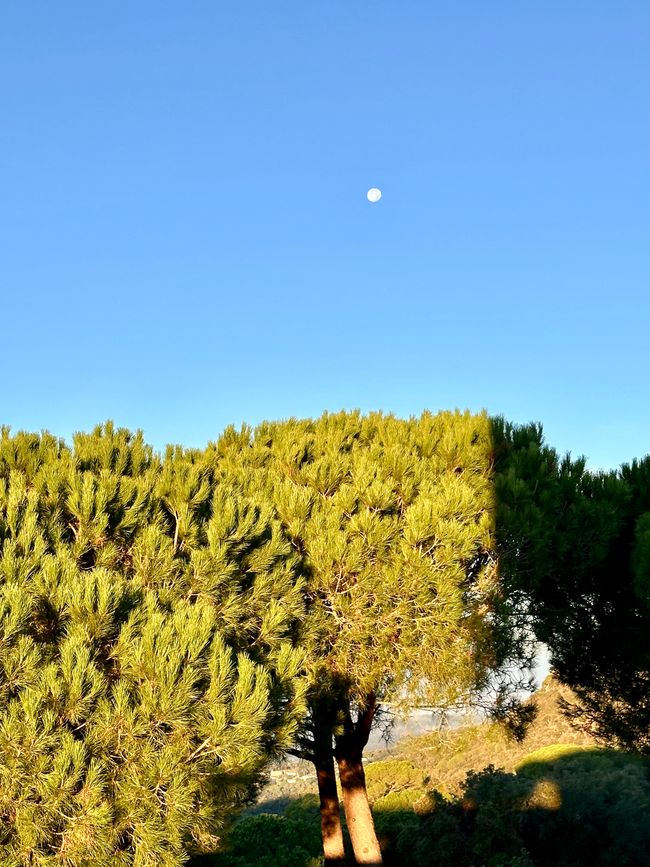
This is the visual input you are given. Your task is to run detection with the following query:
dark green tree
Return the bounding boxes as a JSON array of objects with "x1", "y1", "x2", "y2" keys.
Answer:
[
  {"x1": 493, "y1": 420, "x2": 650, "y2": 754},
  {"x1": 0, "y1": 424, "x2": 306, "y2": 866}
]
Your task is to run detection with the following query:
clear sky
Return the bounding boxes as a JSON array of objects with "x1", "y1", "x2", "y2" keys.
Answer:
[{"x1": 2, "y1": 2, "x2": 648, "y2": 469}]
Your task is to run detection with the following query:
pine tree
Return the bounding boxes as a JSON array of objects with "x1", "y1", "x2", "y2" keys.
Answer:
[
  {"x1": 0, "y1": 423, "x2": 306, "y2": 866},
  {"x1": 493, "y1": 420, "x2": 650, "y2": 753},
  {"x1": 211, "y1": 410, "x2": 532, "y2": 866}
]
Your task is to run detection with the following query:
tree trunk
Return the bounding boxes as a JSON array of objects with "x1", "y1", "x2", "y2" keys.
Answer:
[
  {"x1": 335, "y1": 693, "x2": 383, "y2": 866},
  {"x1": 315, "y1": 749, "x2": 347, "y2": 865},
  {"x1": 311, "y1": 698, "x2": 348, "y2": 865},
  {"x1": 336, "y1": 749, "x2": 383, "y2": 865}
]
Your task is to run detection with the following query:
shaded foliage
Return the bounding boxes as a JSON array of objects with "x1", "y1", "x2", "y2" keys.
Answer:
[
  {"x1": 207, "y1": 810, "x2": 324, "y2": 867},
  {"x1": 492, "y1": 420, "x2": 650, "y2": 753},
  {"x1": 403, "y1": 749, "x2": 650, "y2": 867}
]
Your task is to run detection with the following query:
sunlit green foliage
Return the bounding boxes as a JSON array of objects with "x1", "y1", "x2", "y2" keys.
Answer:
[
  {"x1": 0, "y1": 424, "x2": 306, "y2": 866},
  {"x1": 3, "y1": 412, "x2": 646, "y2": 865},
  {"x1": 208, "y1": 410, "x2": 542, "y2": 863},
  {"x1": 209, "y1": 809, "x2": 324, "y2": 867},
  {"x1": 212, "y1": 410, "x2": 532, "y2": 747},
  {"x1": 514, "y1": 742, "x2": 594, "y2": 770},
  {"x1": 364, "y1": 760, "x2": 429, "y2": 802}
]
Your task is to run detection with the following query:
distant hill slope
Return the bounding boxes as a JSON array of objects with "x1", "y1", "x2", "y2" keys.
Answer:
[
  {"x1": 368, "y1": 675, "x2": 596, "y2": 796},
  {"x1": 251, "y1": 675, "x2": 594, "y2": 812}
]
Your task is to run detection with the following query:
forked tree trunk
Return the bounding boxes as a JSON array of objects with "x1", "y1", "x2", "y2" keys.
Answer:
[
  {"x1": 314, "y1": 748, "x2": 347, "y2": 865},
  {"x1": 335, "y1": 694, "x2": 383, "y2": 866}
]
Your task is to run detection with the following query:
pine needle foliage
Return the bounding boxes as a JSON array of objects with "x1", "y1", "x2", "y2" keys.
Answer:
[
  {"x1": 493, "y1": 419, "x2": 650, "y2": 753},
  {"x1": 0, "y1": 423, "x2": 307, "y2": 866},
  {"x1": 209, "y1": 410, "x2": 531, "y2": 752}
]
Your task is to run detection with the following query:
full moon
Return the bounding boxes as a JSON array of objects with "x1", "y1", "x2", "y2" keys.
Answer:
[{"x1": 367, "y1": 187, "x2": 382, "y2": 203}]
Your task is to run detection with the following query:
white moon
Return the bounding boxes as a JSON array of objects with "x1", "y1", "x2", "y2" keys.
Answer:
[{"x1": 367, "y1": 187, "x2": 382, "y2": 203}]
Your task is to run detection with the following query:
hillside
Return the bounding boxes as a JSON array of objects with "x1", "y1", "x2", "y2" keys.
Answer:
[
  {"x1": 372, "y1": 675, "x2": 596, "y2": 796},
  {"x1": 249, "y1": 675, "x2": 594, "y2": 813}
]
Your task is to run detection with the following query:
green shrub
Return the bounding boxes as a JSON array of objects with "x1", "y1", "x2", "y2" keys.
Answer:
[
  {"x1": 515, "y1": 750, "x2": 650, "y2": 866},
  {"x1": 365, "y1": 759, "x2": 430, "y2": 801},
  {"x1": 374, "y1": 788, "x2": 427, "y2": 813},
  {"x1": 389, "y1": 751, "x2": 650, "y2": 867},
  {"x1": 209, "y1": 812, "x2": 324, "y2": 867}
]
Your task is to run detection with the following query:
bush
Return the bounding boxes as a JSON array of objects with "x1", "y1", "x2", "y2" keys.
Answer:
[
  {"x1": 189, "y1": 738, "x2": 650, "y2": 867},
  {"x1": 208, "y1": 813, "x2": 324, "y2": 867},
  {"x1": 388, "y1": 750, "x2": 650, "y2": 867},
  {"x1": 365, "y1": 759, "x2": 429, "y2": 802}
]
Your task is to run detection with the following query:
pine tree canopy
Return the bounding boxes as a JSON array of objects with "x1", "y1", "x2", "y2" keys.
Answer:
[
  {"x1": 210, "y1": 411, "x2": 533, "y2": 746},
  {"x1": 492, "y1": 420, "x2": 650, "y2": 753},
  {"x1": 0, "y1": 423, "x2": 306, "y2": 866}
]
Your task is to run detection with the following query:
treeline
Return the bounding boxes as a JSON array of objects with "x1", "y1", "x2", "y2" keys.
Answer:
[{"x1": 0, "y1": 412, "x2": 647, "y2": 866}]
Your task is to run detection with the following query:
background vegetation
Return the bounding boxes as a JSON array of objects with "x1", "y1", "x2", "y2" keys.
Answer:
[{"x1": 208, "y1": 678, "x2": 650, "y2": 866}]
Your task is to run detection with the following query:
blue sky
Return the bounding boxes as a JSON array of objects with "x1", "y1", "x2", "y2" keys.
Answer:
[{"x1": 2, "y1": 2, "x2": 648, "y2": 469}]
